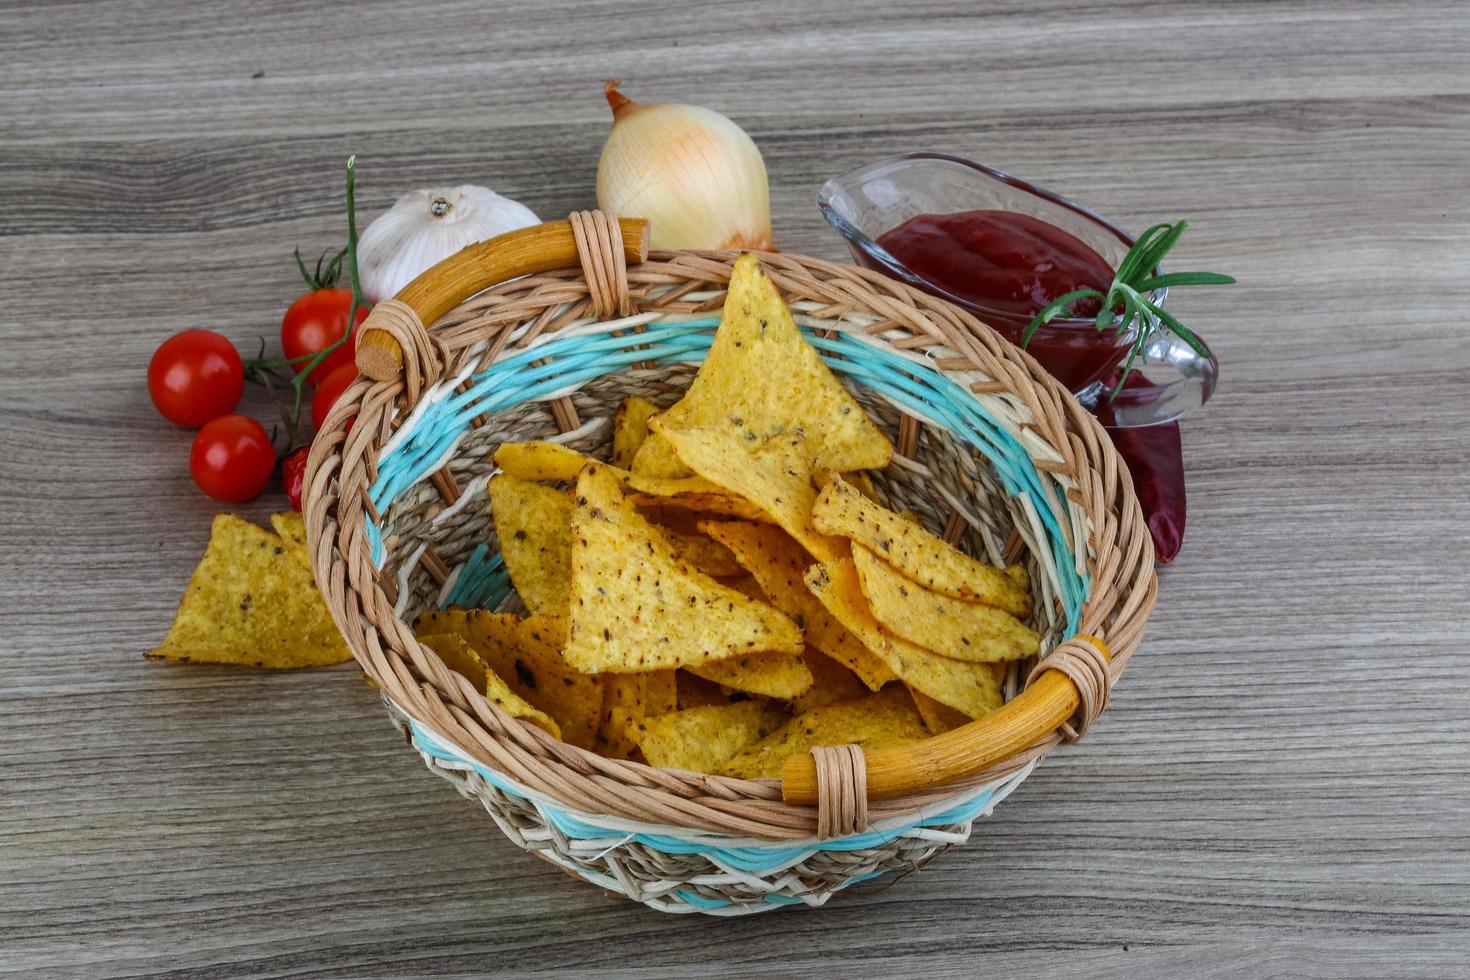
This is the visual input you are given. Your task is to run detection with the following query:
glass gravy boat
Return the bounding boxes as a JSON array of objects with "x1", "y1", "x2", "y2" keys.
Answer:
[{"x1": 818, "y1": 151, "x2": 1218, "y2": 427}]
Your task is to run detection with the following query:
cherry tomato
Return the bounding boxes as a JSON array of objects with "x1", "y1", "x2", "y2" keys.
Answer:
[
  {"x1": 147, "y1": 330, "x2": 244, "y2": 427},
  {"x1": 281, "y1": 288, "x2": 369, "y2": 384},
  {"x1": 282, "y1": 446, "x2": 310, "y2": 511},
  {"x1": 190, "y1": 414, "x2": 276, "y2": 502},
  {"x1": 311, "y1": 361, "x2": 358, "y2": 432}
]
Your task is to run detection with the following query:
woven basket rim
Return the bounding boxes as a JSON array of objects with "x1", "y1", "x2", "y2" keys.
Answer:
[{"x1": 303, "y1": 242, "x2": 1157, "y2": 841}]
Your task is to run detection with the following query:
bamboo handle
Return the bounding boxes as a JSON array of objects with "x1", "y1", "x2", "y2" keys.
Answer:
[
  {"x1": 781, "y1": 647, "x2": 1110, "y2": 804},
  {"x1": 355, "y1": 217, "x2": 651, "y2": 381}
]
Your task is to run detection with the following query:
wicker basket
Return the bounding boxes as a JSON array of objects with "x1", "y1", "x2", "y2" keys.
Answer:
[{"x1": 303, "y1": 211, "x2": 1156, "y2": 915}]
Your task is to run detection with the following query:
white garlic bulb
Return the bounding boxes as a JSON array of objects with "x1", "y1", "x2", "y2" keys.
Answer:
[
  {"x1": 597, "y1": 82, "x2": 772, "y2": 251},
  {"x1": 357, "y1": 185, "x2": 540, "y2": 302}
]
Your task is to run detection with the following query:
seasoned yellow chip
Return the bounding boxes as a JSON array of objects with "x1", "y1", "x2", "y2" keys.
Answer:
[
  {"x1": 718, "y1": 687, "x2": 928, "y2": 780},
  {"x1": 269, "y1": 511, "x2": 310, "y2": 557},
  {"x1": 492, "y1": 439, "x2": 589, "y2": 482},
  {"x1": 656, "y1": 425, "x2": 844, "y2": 562},
  {"x1": 676, "y1": 670, "x2": 730, "y2": 709},
  {"x1": 148, "y1": 514, "x2": 351, "y2": 669},
  {"x1": 811, "y1": 478, "x2": 1032, "y2": 615},
  {"x1": 563, "y1": 464, "x2": 803, "y2": 673},
  {"x1": 628, "y1": 431, "x2": 689, "y2": 478},
  {"x1": 804, "y1": 558, "x2": 1003, "y2": 720},
  {"x1": 688, "y1": 651, "x2": 813, "y2": 700},
  {"x1": 415, "y1": 631, "x2": 488, "y2": 691},
  {"x1": 813, "y1": 468, "x2": 879, "y2": 502},
  {"x1": 650, "y1": 252, "x2": 892, "y2": 474},
  {"x1": 791, "y1": 648, "x2": 868, "y2": 713},
  {"x1": 612, "y1": 395, "x2": 661, "y2": 469},
  {"x1": 493, "y1": 439, "x2": 748, "y2": 505},
  {"x1": 657, "y1": 527, "x2": 744, "y2": 578},
  {"x1": 851, "y1": 546, "x2": 1040, "y2": 663},
  {"x1": 631, "y1": 491, "x2": 774, "y2": 524},
  {"x1": 908, "y1": 685, "x2": 972, "y2": 735},
  {"x1": 598, "y1": 708, "x2": 641, "y2": 760},
  {"x1": 598, "y1": 673, "x2": 646, "y2": 759},
  {"x1": 489, "y1": 475, "x2": 574, "y2": 615},
  {"x1": 701, "y1": 521, "x2": 895, "y2": 691},
  {"x1": 646, "y1": 668, "x2": 678, "y2": 716},
  {"x1": 415, "y1": 609, "x2": 600, "y2": 749},
  {"x1": 419, "y1": 633, "x2": 561, "y2": 738},
  {"x1": 632, "y1": 701, "x2": 790, "y2": 773}
]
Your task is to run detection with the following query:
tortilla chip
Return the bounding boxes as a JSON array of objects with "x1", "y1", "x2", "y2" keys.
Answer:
[
  {"x1": 791, "y1": 648, "x2": 868, "y2": 713},
  {"x1": 701, "y1": 520, "x2": 894, "y2": 690},
  {"x1": 811, "y1": 478, "x2": 1032, "y2": 615},
  {"x1": 656, "y1": 425, "x2": 844, "y2": 562},
  {"x1": 628, "y1": 431, "x2": 690, "y2": 478},
  {"x1": 718, "y1": 687, "x2": 928, "y2": 780},
  {"x1": 814, "y1": 468, "x2": 879, "y2": 502},
  {"x1": 269, "y1": 511, "x2": 310, "y2": 555},
  {"x1": 851, "y1": 545, "x2": 1040, "y2": 662},
  {"x1": 489, "y1": 475, "x2": 574, "y2": 615},
  {"x1": 612, "y1": 395, "x2": 661, "y2": 469},
  {"x1": 804, "y1": 558, "x2": 1003, "y2": 720},
  {"x1": 659, "y1": 526, "x2": 746, "y2": 578},
  {"x1": 651, "y1": 252, "x2": 892, "y2": 474},
  {"x1": 688, "y1": 651, "x2": 813, "y2": 699},
  {"x1": 418, "y1": 633, "x2": 561, "y2": 738},
  {"x1": 632, "y1": 701, "x2": 789, "y2": 773},
  {"x1": 492, "y1": 440, "x2": 589, "y2": 482},
  {"x1": 598, "y1": 673, "x2": 646, "y2": 759},
  {"x1": 676, "y1": 670, "x2": 730, "y2": 709},
  {"x1": 631, "y1": 491, "x2": 774, "y2": 524},
  {"x1": 598, "y1": 708, "x2": 641, "y2": 759},
  {"x1": 415, "y1": 609, "x2": 600, "y2": 749},
  {"x1": 563, "y1": 464, "x2": 802, "y2": 673},
  {"x1": 148, "y1": 514, "x2": 351, "y2": 668},
  {"x1": 415, "y1": 631, "x2": 488, "y2": 691},
  {"x1": 646, "y1": 668, "x2": 678, "y2": 716},
  {"x1": 492, "y1": 439, "x2": 756, "y2": 510},
  {"x1": 908, "y1": 685, "x2": 972, "y2": 735}
]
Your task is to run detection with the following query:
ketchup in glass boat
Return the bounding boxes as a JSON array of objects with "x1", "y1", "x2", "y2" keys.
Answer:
[{"x1": 876, "y1": 209, "x2": 1126, "y2": 392}]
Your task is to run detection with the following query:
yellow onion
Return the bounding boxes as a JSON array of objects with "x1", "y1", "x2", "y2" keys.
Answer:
[{"x1": 596, "y1": 81, "x2": 772, "y2": 251}]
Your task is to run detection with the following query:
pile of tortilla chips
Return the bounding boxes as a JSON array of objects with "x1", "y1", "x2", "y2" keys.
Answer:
[
  {"x1": 439, "y1": 253, "x2": 1042, "y2": 777},
  {"x1": 149, "y1": 254, "x2": 1042, "y2": 783}
]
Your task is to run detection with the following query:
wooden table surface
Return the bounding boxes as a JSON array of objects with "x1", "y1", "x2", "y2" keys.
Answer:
[{"x1": 4, "y1": 1, "x2": 1468, "y2": 976}]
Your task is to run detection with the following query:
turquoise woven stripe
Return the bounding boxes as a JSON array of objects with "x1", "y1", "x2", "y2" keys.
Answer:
[
  {"x1": 439, "y1": 544, "x2": 510, "y2": 610},
  {"x1": 408, "y1": 717, "x2": 1003, "y2": 873},
  {"x1": 371, "y1": 315, "x2": 1086, "y2": 632}
]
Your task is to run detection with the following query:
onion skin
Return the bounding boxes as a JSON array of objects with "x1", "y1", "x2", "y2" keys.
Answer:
[{"x1": 597, "y1": 81, "x2": 773, "y2": 252}]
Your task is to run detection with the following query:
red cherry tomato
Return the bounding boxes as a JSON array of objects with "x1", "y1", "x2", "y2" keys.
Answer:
[
  {"x1": 311, "y1": 361, "x2": 358, "y2": 432},
  {"x1": 282, "y1": 446, "x2": 310, "y2": 511},
  {"x1": 147, "y1": 330, "x2": 244, "y2": 427},
  {"x1": 190, "y1": 415, "x2": 276, "y2": 502},
  {"x1": 281, "y1": 288, "x2": 369, "y2": 384}
]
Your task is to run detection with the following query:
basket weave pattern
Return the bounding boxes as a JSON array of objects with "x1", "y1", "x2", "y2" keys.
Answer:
[{"x1": 304, "y1": 229, "x2": 1157, "y2": 913}]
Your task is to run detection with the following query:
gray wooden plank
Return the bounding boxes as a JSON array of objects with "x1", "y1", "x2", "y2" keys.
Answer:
[{"x1": 2, "y1": 0, "x2": 1468, "y2": 976}]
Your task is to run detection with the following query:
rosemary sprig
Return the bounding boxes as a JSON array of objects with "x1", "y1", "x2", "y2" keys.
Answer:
[{"x1": 1021, "y1": 219, "x2": 1233, "y2": 398}]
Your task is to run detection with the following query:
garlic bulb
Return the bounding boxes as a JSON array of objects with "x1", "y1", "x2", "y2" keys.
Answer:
[
  {"x1": 596, "y1": 81, "x2": 772, "y2": 251},
  {"x1": 357, "y1": 185, "x2": 540, "y2": 302}
]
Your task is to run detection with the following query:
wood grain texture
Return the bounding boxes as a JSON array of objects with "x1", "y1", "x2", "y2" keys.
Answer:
[{"x1": 2, "y1": 0, "x2": 1468, "y2": 976}]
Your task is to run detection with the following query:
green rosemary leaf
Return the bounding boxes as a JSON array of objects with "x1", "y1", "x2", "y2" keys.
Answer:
[
  {"x1": 1022, "y1": 289, "x2": 1103, "y2": 346},
  {"x1": 1131, "y1": 220, "x2": 1189, "y2": 282},
  {"x1": 1134, "y1": 271, "x2": 1236, "y2": 290},
  {"x1": 1151, "y1": 305, "x2": 1213, "y2": 359},
  {"x1": 1114, "y1": 223, "x2": 1173, "y2": 284}
]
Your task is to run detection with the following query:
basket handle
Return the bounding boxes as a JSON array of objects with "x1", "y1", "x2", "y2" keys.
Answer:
[
  {"x1": 781, "y1": 635, "x2": 1113, "y2": 805},
  {"x1": 355, "y1": 216, "x2": 651, "y2": 382}
]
